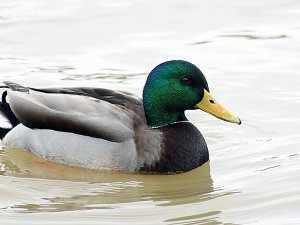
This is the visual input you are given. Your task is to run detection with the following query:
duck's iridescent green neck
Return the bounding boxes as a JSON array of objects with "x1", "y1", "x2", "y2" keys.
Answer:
[{"x1": 143, "y1": 88, "x2": 187, "y2": 127}]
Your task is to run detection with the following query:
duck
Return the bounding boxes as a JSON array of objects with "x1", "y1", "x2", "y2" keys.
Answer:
[{"x1": 0, "y1": 60, "x2": 241, "y2": 173}]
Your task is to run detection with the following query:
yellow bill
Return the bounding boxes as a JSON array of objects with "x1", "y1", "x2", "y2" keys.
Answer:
[{"x1": 195, "y1": 90, "x2": 241, "y2": 125}]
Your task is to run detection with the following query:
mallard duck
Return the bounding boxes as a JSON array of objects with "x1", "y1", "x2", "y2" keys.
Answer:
[{"x1": 0, "y1": 60, "x2": 241, "y2": 173}]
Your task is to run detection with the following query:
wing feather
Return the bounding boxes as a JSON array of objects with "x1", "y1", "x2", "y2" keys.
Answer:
[{"x1": 7, "y1": 89, "x2": 136, "y2": 142}]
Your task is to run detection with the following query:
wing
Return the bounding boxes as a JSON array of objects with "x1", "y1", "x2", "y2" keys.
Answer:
[{"x1": 5, "y1": 82, "x2": 145, "y2": 142}]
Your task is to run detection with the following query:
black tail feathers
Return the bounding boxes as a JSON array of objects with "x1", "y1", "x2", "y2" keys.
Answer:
[{"x1": 0, "y1": 89, "x2": 20, "y2": 139}]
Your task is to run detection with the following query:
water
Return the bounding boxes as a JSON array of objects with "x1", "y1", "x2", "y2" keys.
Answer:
[{"x1": 0, "y1": 0, "x2": 300, "y2": 224}]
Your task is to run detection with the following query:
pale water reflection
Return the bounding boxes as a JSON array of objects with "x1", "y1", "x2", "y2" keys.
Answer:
[
  {"x1": 1, "y1": 148, "x2": 218, "y2": 211},
  {"x1": 1, "y1": 0, "x2": 300, "y2": 224},
  {"x1": 1, "y1": 147, "x2": 237, "y2": 224}
]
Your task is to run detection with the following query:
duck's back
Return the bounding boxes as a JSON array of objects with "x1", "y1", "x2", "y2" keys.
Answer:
[{"x1": 1, "y1": 83, "x2": 150, "y2": 171}]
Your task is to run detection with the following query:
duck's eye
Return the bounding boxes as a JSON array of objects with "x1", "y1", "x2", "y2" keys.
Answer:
[{"x1": 180, "y1": 77, "x2": 191, "y2": 85}]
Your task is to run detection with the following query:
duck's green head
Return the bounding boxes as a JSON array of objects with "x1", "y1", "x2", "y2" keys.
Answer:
[{"x1": 143, "y1": 60, "x2": 241, "y2": 127}]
